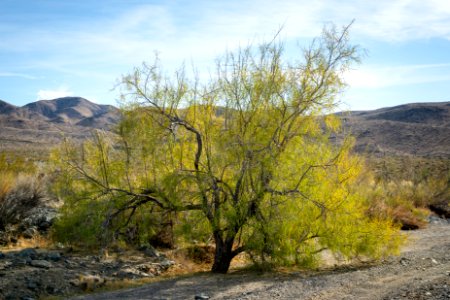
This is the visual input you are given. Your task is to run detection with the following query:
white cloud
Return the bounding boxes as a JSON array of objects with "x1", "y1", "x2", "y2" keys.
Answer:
[
  {"x1": 37, "y1": 86, "x2": 73, "y2": 100},
  {"x1": 345, "y1": 63, "x2": 450, "y2": 89}
]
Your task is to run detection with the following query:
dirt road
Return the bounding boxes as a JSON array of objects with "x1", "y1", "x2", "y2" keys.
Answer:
[{"x1": 72, "y1": 221, "x2": 450, "y2": 300}]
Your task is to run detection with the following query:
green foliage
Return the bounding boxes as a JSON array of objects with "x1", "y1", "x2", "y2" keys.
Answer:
[
  {"x1": 50, "y1": 134, "x2": 167, "y2": 248},
  {"x1": 52, "y1": 24, "x2": 403, "y2": 272},
  {"x1": 240, "y1": 140, "x2": 403, "y2": 267}
]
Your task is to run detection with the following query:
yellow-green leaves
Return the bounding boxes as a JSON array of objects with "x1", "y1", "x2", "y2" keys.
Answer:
[{"x1": 52, "y1": 24, "x2": 403, "y2": 272}]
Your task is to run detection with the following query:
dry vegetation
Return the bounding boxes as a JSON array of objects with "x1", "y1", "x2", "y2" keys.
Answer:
[
  {"x1": 366, "y1": 156, "x2": 450, "y2": 229},
  {"x1": 0, "y1": 153, "x2": 57, "y2": 245}
]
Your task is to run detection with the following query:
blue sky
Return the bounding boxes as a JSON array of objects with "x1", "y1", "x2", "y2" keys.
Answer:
[{"x1": 1, "y1": 0, "x2": 450, "y2": 110}]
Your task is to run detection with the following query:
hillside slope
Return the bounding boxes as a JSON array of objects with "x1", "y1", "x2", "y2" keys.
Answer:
[
  {"x1": 0, "y1": 97, "x2": 121, "y2": 157},
  {"x1": 0, "y1": 97, "x2": 120, "y2": 130},
  {"x1": 341, "y1": 102, "x2": 450, "y2": 158},
  {"x1": 0, "y1": 98, "x2": 449, "y2": 158}
]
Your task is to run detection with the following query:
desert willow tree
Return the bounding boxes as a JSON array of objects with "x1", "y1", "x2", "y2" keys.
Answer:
[{"x1": 53, "y1": 24, "x2": 402, "y2": 273}]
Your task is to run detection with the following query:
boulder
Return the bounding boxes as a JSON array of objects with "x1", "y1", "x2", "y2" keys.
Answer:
[
  {"x1": 21, "y1": 207, "x2": 58, "y2": 232},
  {"x1": 429, "y1": 200, "x2": 450, "y2": 219},
  {"x1": 138, "y1": 244, "x2": 160, "y2": 257},
  {"x1": 45, "y1": 252, "x2": 62, "y2": 262},
  {"x1": 18, "y1": 248, "x2": 38, "y2": 260},
  {"x1": 22, "y1": 227, "x2": 38, "y2": 239},
  {"x1": 30, "y1": 260, "x2": 53, "y2": 269}
]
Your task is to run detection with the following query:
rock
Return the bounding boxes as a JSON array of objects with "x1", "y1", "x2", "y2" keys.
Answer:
[
  {"x1": 45, "y1": 252, "x2": 62, "y2": 262},
  {"x1": 139, "y1": 244, "x2": 160, "y2": 257},
  {"x1": 71, "y1": 274, "x2": 107, "y2": 291},
  {"x1": 400, "y1": 257, "x2": 409, "y2": 266},
  {"x1": 22, "y1": 207, "x2": 57, "y2": 230},
  {"x1": 429, "y1": 200, "x2": 450, "y2": 219},
  {"x1": 428, "y1": 215, "x2": 449, "y2": 225},
  {"x1": 431, "y1": 258, "x2": 439, "y2": 264},
  {"x1": 195, "y1": 293, "x2": 210, "y2": 299},
  {"x1": 30, "y1": 260, "x2": 52, "y2": 269},
  {"x1": 114, "y1": 267, "x2": 154, "y2": 279},
  {"x1": 135, "y1": 263, "x2": 158, "y2": 274},
  {"x1": 22, "y1": 227, "x2": 38, "y2": 239},
  {"x1": 18, "y1": 248, "x2": 38, "y2": 259},
  {"x1": 0, "y1": 252, "x2": 4, "y2": 259},
  {"x1": 12, "y1": 258, "x2": 29, "y2": 267},
  {"x1": 159, "y1": 259, "x2": 175, "y2": 269}
]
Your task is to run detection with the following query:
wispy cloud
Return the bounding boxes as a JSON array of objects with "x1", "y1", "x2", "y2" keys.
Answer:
[
  {"x1": 37, "y1": 86, "x2": 73, "y2": 100},
  {"x1": 3, "y1": 1, "x2": 450, "y2": 72},
  {"x1": 345, "y1": 63, "x2": 450, "y2": 88},
  {"x1": 351, "y1": 0, "x2": 450, "y2": 41},
  {"x1": 2, "y1": 0, "x2": 450, "y2": 107},
  {"x1": 0, "y1": 72, "x2": 38, "y2": 80}
]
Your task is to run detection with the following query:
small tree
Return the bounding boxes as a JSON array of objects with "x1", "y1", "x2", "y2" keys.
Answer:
[{"x1": 53, "y1": 24, "x2": 402, "y2": 273}]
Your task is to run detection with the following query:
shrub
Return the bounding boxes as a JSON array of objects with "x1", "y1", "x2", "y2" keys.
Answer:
[
  {"x1": 365, "y1": 156, "x2": 450, "y2": 229},
  {"x1": 0, "y1": 174, "x2": 52, "y2": 238}
]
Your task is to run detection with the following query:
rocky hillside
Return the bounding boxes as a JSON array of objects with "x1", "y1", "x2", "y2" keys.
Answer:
[
  {"x1": 0, "y1": 97, "x2": 120, "y2": 130},
  {"x1": 0, "y1": 97, "x2": 121, "y2": 156},
  {"x1": 340, "y1": 101, "x2": 450, "y2": 158},
  {"x1": 1, "y1": 98, "x2": 449, "y2": 159}
]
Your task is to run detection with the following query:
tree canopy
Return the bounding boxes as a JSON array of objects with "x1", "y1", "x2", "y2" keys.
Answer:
[{"x1": 52, "y1": 24, "x2": 403, "y2": 273}]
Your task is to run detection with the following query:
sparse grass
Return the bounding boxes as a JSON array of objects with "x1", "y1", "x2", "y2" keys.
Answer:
[
  {"x1": 391, "y1": 206, "x2": 427, "y2": 230},
  {"x1": 2, "y1": 234, "x2": 55, "y2": 251},
  {"x1": 363, "y1": 155, "x2": 449, "y2": 229}
]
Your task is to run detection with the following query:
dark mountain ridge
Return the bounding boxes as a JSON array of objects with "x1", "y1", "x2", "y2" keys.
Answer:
[
  {"x1": 343, "y1": 102, "x2": 450, "y2": 125},
  {"x1": 0, "y1": 99, "x2": 17, "y2": 114}
]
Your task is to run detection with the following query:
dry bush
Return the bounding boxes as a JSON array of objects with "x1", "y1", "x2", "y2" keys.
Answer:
[
  {"x1": 365, "y1": 156, "x2": 450, "y2": 229},
  {"x1": 390, "y1": 206, "x2": 427, "y2": 230},
  {"x1": 0, "y1": 174, "x2": 50, "y2": 232},
  {"x1": 361, "y1": 171, "x2": 429, "y2": 230},
  {"x1": 366, "y1": 195, "x2": 427, "y2": 230}
]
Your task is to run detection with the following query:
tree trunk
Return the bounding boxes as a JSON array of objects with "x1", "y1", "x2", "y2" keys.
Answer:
[{"x1": 211, "y1": 233, "x2": 235, "y2": 273}]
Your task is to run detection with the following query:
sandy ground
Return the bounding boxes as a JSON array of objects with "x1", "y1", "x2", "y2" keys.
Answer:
[{"x1": 71, "y1": 221, "x2": 450, "y2": 300}]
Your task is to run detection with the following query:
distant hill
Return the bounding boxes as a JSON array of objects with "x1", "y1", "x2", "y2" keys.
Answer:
[
  {"x1": 0, "y1": 97, "x2": 120, "y2": 130},
  {"x1": 340, "y1": 102, "x2": 450, "y2": 158},
  {"x1": 0, "y1": 98, "x2": 449, "y2": 159},
  {"x1": 0, "y1": 97, "x2": 121, "y2": 157},
  {"x1": 0, "y1": 100, "x2": 17, "y2": 114}
]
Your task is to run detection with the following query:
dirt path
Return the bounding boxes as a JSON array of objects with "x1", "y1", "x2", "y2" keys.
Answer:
[{"x1": 71, "y1": 222, "x2": 450, "y2": 300}]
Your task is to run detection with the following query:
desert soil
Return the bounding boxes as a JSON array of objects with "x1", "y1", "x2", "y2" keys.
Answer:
[{"x1": 71, "y1": 219, "x2": 450, "y2": 300}]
